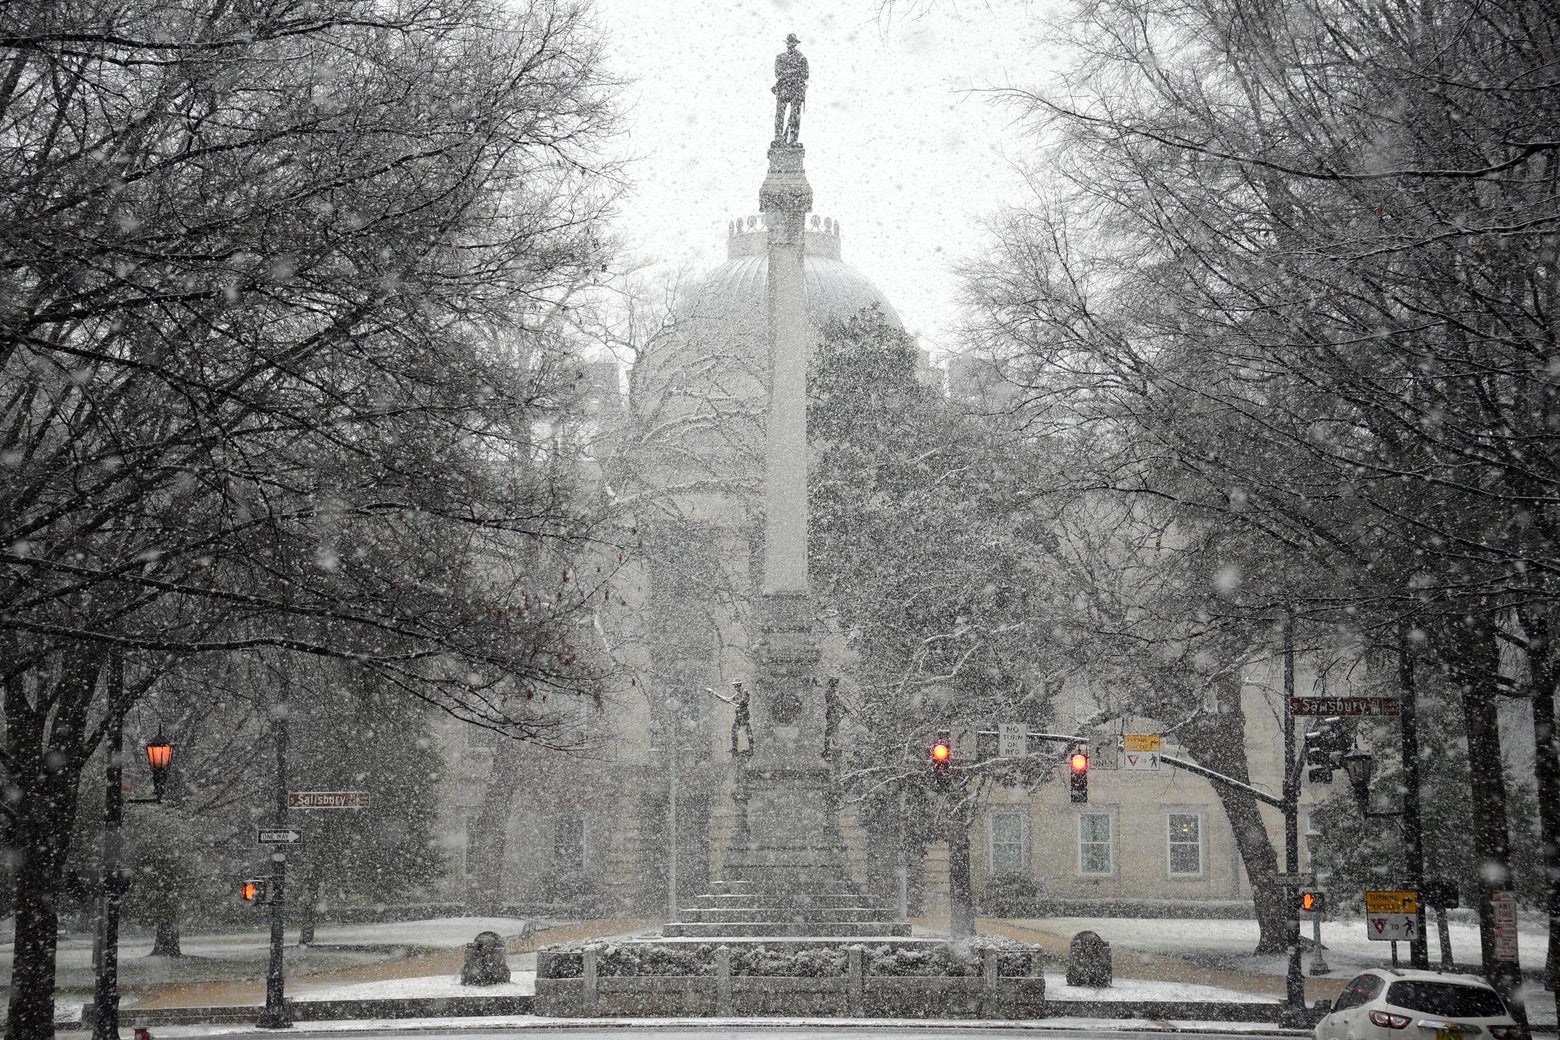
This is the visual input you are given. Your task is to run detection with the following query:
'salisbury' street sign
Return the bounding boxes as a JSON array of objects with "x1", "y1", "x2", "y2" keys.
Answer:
[
  {"x1": 1290, "y1": 696, "x2": 1400, "y2": 717},
  {"x1": 287, "y1": 791, "x2": 370, "y2": 810}
]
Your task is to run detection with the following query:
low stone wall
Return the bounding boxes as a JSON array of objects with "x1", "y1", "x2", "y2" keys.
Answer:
[{"x1": 534, "y1": 944, "x2": 1046, "y2": 1019}]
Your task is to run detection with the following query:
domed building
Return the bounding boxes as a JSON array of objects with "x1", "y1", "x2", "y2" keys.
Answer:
[
  {"x1": 597, "y1": 212, "x2": 911, "y2": 915},
  {"x1": 426, "y1": 204, "x2": 914, "y2": 918}
]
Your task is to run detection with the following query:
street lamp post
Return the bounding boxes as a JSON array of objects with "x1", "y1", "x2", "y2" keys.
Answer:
[{"x1": 93, "y1": 712, "x2": 175, "y2": 1040}]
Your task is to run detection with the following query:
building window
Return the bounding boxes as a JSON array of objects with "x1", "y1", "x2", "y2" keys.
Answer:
[
  {"x1": 1168, "y1": 813, "x2": 1203, "y2": 876},
  {"x1": 463, "y1": 814, "x2": 480, "y2": 876},
  {"x1": 989, "y1": 812, "x2": 1025, "y2": 874},
  {"x1": 1078, "y1": 813, "x2": 1113, "y2": 875},
  {"x1": 554, "y1": 814, "x2": 585, "y2": 872}
]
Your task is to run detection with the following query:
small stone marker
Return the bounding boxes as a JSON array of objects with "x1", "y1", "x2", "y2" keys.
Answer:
[
  {"x1": 460, "y1": 930, "x2": 511, "y2": 986},
  {"x1": 1066, "y1": 930, "x2": 1112, "y2": 988}
]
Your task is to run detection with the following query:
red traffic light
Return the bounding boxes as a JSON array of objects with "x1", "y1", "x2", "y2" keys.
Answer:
[
  {"x1": 931, "y1": 742, "x2": 951, "y2": 764},
  {"x1": 1068, "y1": 748, "x2": 1089, "y2": 803}
]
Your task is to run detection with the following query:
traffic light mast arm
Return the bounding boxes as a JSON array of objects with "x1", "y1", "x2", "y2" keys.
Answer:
[{"x1": 1158, "y1": 753, "x2": 1286, "y2": 810}]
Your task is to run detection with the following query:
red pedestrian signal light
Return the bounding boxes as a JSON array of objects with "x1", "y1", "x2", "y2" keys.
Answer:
[
  {"x1": 239, "y1": 879, "x2": 267, "y2": 905},
  {"x1": 1297, "y1": 890, "x2": 1324, "y2": 914},
  {"x1": 1068, "y1": 749, "x2": 1089, "y2": 803}
]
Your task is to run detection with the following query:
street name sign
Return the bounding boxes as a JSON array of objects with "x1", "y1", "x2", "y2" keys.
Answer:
[
  {"x1": 1492, "y1": 890, "x2": 1519, "y2": 961},
  {"x1": 257, "y1": 828, "x2": 304, "y2": 846},
  {"x1": 1290, "y1": 696, "x2": 1400, "y2": 717},
  {"x1": 288, "y1": 791, "x2": 370, "y2": 810}
]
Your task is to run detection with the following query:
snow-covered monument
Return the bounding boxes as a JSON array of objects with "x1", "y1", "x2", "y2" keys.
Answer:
[{"x1": 427, "y1": 34, "x2": 1333, "y2": 930}]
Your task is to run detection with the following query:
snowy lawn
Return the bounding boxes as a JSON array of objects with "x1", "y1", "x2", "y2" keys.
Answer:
[{"x1": 1015, "y1": 914, "x2": 1548, "y2": 977}]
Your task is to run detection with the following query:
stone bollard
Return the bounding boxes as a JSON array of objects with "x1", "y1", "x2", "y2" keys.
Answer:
[
  {"x1": 460, "y1": 930, "x2": 512, "y2": 986},
  {"x1": 847, "y1": 945, "x2": 865, "y2": 1016},
  {"x1": 1066, "y1": 930, "x2": 1112, "y2": 988},
  {"x1": 583, "y1": 943, "x2": 600, "y2": 1013},
  {"x1": 715, "y1": 945, "x2": 733, "y2": 1016}
]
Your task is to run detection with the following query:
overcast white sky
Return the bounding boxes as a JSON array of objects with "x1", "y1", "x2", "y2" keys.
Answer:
[{"x1": 591, "y1": 0, "x2": 1058, "y2": 356}]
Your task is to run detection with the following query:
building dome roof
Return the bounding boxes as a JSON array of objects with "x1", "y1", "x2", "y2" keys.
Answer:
[{"x1": 679, "y1": 216, "x2": 902, "y2": 337}]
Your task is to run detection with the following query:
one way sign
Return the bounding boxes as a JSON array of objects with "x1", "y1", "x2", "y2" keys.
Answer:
[{"x1": 257, "y1": 827, "x2": 304, "y2": 846}]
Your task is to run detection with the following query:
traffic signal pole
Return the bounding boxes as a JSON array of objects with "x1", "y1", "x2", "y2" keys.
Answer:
[
  {"x1": 1398, "y1": 629, "x2": 1429, "y2": 969},
  {"x1": 1281, "y1": 619, "x2": 1307, "y2": 1028},
  {"x1": 258, "y1": 680, "x2": 291, "y2": 1030}
]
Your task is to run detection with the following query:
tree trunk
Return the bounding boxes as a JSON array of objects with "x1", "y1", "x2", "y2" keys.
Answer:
[
  {"x1": 1179, "y1": 681, "x2": 1289, "y2": 953},
  {"x1": 1515, "y1": 606, "x2": 1560, "y2": 991},
  {"x1": 467, "y1": 737, "x2": 525, "y2": 912},
  {"x1": 6, "y1": 652, "x2": 98, "y2": 1040},
  {"x1": 1440, "y1": 613, "x2": 1528, "y2": 1031},
  {"x1": 297, "y1": 863, "x2": 322, "y2": 946},
  {"x1": 948, "y1": 801, "x2": 975, "y2": 939},
  {"x1": 150, "y1": 919, "x2": 182, "y2": 958}
]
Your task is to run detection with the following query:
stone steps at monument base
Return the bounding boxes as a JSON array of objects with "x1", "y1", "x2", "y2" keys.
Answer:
[
  {"x1": 673, "y1": 905, "x2": 891, "y2": 924},
  {"x1": 685, "y1": 891, "x2": 872, "y2": 909},
  {"x1": 660, "y1": 920, "x2": 914, "y2": 938}
]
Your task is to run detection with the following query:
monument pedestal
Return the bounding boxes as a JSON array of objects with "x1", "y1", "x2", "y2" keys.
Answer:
[{"x1": 665, "y1": 593, "x2": 908, "y2": 938}]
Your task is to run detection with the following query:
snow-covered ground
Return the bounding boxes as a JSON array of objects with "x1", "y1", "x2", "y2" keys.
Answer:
[{"x1": 1020, "y1": 914, "x2": 1546, "y2": 978}]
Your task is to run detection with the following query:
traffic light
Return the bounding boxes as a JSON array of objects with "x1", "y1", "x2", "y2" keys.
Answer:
[
  {"x1": 1296, "y1": 890, "x2": 1325, "y2": 914},
  {"x1": 930, "y1": 732, "x2": 952, "y2": 790},
  {"x1": 239, "y1": 878, "x2": 268, "y2": 905},
  {"x1": 1304, "y1": 716, "x2": 1351, "y2": 783},
  {"x1": 1068, "y1": 748, "x2": 1089, "y2": 803}
]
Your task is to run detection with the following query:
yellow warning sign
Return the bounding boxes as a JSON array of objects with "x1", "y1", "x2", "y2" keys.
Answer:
[
  {"x1": 1123, "y1": 734, "x2": 1163, "y2": 752},
  {"x1": 1364, "y1": 890, "x2": 1418, "y2": 914}
]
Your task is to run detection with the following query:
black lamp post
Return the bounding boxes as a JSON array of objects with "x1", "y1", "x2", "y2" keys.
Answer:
[
  {"x1": 94, "y1": 721, "x2": 175, "y2": 1040},
  {"x1": 1341, "y1": 748, "x2": 1374, "y2": 809},
  {"x1": 143, "y1": 728, "x2": 174, "y2": 803}
]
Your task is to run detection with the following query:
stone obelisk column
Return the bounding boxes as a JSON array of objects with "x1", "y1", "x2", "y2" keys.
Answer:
[{"x1": 721, "y1": 41, "x2": 850, "y2": 889}]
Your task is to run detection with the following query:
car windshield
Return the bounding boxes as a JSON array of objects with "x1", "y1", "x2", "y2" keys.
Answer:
[{"x1": 1386, "y1": 981, "x2": 1508, "y2": 1018}]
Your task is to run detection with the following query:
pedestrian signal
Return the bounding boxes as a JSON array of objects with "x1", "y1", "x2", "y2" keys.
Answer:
[
  {"x1": 1296, "y1": 890, "x2": 1324, "y2": 914},
  {"x1": 240, "y1": 878, "x2": 267, "y2": 905}
]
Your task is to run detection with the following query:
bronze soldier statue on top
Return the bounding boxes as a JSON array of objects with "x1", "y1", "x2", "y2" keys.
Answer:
[{"x1": 772, "y1": 33, "x2": 808, "y2": 144}]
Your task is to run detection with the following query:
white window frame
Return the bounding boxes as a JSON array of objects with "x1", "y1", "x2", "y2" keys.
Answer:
[
  {"x1": 988, "y1": 811, "x2": 1026, "y2": 875},
  {"x1": 1167, "y1": 811, "x2": 1205, "y2": 877},
  {"x1": 1077, "y1": 812, "x2": 1114, "y2": 876}
]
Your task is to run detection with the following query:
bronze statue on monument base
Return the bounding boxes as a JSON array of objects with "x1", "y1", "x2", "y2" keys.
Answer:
[{"x1": 772, "y1": 33, "x2": 807, "y2": 144}]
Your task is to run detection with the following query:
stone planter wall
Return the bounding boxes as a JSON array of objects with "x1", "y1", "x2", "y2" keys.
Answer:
[{"x1": 534, "y1": 944, "x2": 1047, "y2": 1019}]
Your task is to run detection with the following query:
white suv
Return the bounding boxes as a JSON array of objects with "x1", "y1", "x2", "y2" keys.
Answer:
[{"x1": 1315, "y1": 969, "x2": 1520, "y2": 1040}]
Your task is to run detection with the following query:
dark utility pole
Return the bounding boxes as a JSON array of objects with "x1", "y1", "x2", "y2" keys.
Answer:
[
  {"x1": 91, "y1": 708, "x2": 126, "y2": 1040},
  {"x1": 1399, "y1": 628, "x2": 1429, "y2": 969},
  {"x1": 1280, "y1": 617, "x2": 1306, "y2": 1027},
  {"x1": 257, "y1": 686, "x2": 291, "y2": 1029}
]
